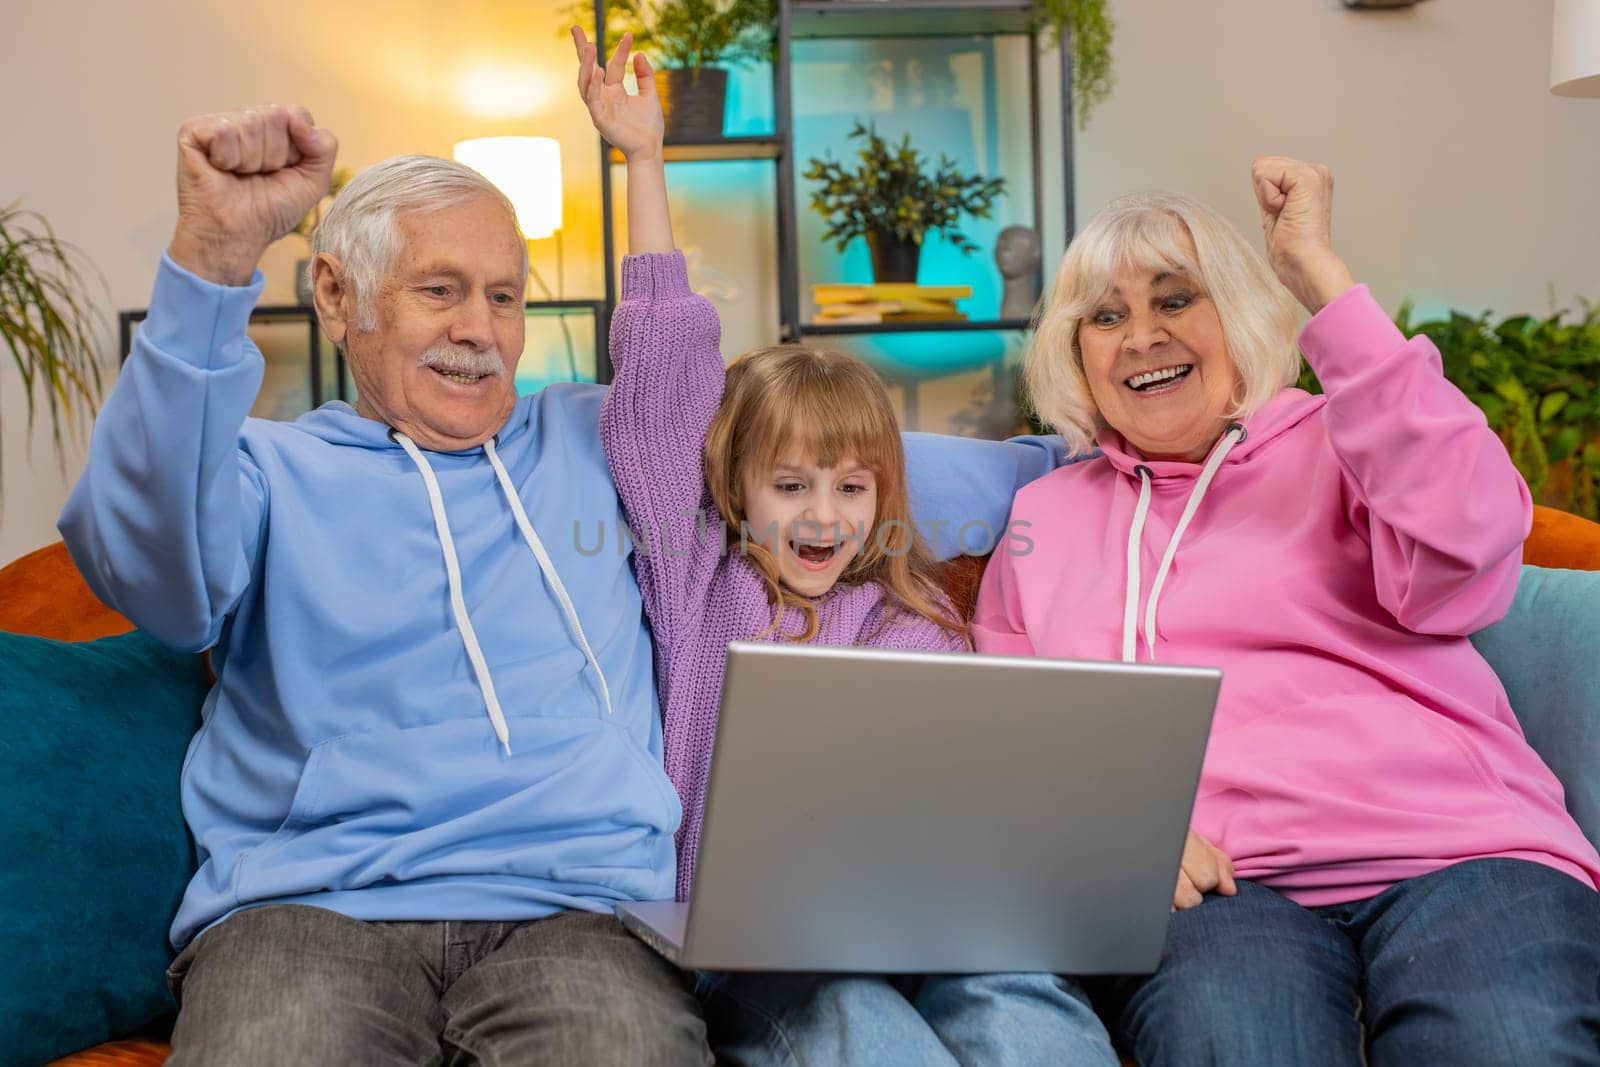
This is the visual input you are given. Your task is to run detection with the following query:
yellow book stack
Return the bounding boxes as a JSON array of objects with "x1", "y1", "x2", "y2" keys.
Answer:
[{"x1": 811, "y1": 283, "x2": 973, "y2": 324}]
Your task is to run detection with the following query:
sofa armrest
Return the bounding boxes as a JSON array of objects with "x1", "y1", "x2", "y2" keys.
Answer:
[
  {"x1": 1471, "y1": 565, "x2": 1600, "y2": 853},
  {"x1": 1524, "y1": 505, "x2": 1600, "y2": 571},
  {"x1": 0, "y1": 541, "x2": 131, "y2": 641}
]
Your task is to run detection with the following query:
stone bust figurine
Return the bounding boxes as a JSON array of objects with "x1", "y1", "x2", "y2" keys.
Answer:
[{"x1": 995, "y1": 225, "x2": 1043, "y2": 320}]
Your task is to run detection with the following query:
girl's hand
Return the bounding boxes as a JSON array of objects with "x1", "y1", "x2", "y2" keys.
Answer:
[
  {"x1": 1250, "y1": 155, "x2": 1355, "y2": 314},
  {"x1": 1174, "y1": 829, "x2": 1236, "y2": 910},
  {"x1": 573, "y1": 27, "x2": 663, "y2": 164}
]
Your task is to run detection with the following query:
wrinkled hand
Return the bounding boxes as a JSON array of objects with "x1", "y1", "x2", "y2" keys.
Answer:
[
  {"x1": 573, "y1": 27, "x2": 663, "y2": 163},
  {"x1": 169, "y1": 105, "x2": 338, "y2": 286},
  {"x1": 1249, "y1": 155, "x2": 1354, "y2": 314},
  {"x1": 1174, "y1": 829, "x2": 1236, "y2": 910}
]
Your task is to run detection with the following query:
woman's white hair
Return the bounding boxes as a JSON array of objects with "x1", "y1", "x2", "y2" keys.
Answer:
[
  {"x1": 1025, "y1": 190, "x2": 1302, "y2": 456},
  {"x1": 307, "y1": 154, "x2": 527, "y2": 332}
]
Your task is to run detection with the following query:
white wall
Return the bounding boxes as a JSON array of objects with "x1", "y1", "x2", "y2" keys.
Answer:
[
  {"x1": 1072, "y1": 0, "x2": 1600, "y2": 318},
  {"x1": 2, "y1": 0, "x2": 1596, "y2": 564}
]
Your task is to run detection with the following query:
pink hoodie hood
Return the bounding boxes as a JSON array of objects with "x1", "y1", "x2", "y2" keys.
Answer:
[
  {"x1": 975, "y1": 285, "x2": 1600, "y2": 905},
  {"x1": 1094, "y1": 389, "x2": 1325, "y2": 665},
  {"x1": 1095, "y1": 387, "x2": 1325, "y2": 479}
]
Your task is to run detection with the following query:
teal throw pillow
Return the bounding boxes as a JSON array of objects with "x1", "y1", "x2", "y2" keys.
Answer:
[{"x1": 0, "y1": 629, "x2": 206, "y2": 1065}]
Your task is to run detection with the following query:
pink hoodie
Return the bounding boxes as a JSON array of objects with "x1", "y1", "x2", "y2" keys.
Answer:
[{"x1": 974, "y1": 285, "x2": 1600, "y2": 906}]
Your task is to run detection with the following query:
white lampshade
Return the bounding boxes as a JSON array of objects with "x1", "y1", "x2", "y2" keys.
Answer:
[
  {"x1": 453, "y1": 136, "x2": 564, "y2": 238},
  {"x1": 1552, "y1": 0, "x2": 1600, "y2": 97}
]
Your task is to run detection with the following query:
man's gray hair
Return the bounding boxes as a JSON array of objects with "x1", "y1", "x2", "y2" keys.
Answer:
[{"x1": 306, "y1": 154, "x2": 528, "y2": 332}]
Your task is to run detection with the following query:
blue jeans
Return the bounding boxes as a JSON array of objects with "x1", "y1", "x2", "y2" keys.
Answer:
[
  {"x1": 1120, "y1": 858, "x2": 1600, "y2": 1066},
  {"x1": 696, "y1": 970, "x2": 1118, "y2": 1066}
]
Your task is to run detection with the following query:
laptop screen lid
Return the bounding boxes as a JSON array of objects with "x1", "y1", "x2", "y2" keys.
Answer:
[{"x1": 675, "y1": 642, "x2": 1220, "y2": 974}]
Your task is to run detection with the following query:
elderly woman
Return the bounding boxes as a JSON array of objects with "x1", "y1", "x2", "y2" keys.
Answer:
[{"x1": 971, "y1": 158, "x2": 1600, "y2": 1065}]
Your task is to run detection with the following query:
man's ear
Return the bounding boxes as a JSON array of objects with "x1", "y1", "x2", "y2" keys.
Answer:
[{"x1": 311, "y1": 253, "x2": 351, "y2": 348}]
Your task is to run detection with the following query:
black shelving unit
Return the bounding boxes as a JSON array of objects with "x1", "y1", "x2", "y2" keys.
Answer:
[
  {"x1": 119, "y1": 299, "x2": 607, "y2": 415},
  {"x1": 119, "y1": 305, "x2": 341, "y2": 402},
  {"x1": 593, "y1": 0, "x2": 1075, "y2": 378}
]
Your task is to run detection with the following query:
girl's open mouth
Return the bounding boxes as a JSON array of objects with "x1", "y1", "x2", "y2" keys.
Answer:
[{"x1": 793, "y1": 542, "x2": 838, "y2": 570}]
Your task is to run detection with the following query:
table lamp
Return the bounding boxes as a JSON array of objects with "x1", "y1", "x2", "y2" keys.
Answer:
[
  {"x1": 1552, "y1": 0, "x2": 1600, "y2": 97},
  {"x1": 453, "y1": 135, "x2": 563, "y2": 239}
]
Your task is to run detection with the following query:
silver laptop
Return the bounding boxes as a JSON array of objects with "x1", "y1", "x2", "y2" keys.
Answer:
[{"x1": 617, "y1": 641, "x2": 1220, "y2": 974}]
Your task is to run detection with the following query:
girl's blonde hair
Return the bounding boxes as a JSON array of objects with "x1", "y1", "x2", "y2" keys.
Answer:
[
  {"x1": 704, "y1": 345, "x2": 968, "y2": 644},
  {"x1": 1026, "y1": 190, "x2": 1302, "y2": 455}
]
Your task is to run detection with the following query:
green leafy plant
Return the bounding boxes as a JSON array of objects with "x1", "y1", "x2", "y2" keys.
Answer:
[
  {"x1": 803, "y1": 122, "x2": 1007, "y2": 255},
  {"x1": 1031, "y1": 0, "x2": 1115, "y2": 128},
  {"x1": 0, "y1": 202, "x2": 106, "y2": 484},
  {"x1": 581, "y1": 0, "x2": 776, "y2": 78},
  {"x1": 1298, "y1": 299, "x2": 1600, "y2": 519},
  {"x1": 292, "y1": 166, "x2": 352, "y2": 241}
]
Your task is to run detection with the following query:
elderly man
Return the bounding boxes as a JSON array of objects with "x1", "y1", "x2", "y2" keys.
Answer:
[{"x1": 60, "y1": 104, "x2": 712, "y2": 1065}]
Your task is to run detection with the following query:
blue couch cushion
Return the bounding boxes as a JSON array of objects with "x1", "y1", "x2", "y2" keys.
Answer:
[
  {"x1": 1471, "y1": 565, "x2": 1600, "y2": 853},
  {"x1": 0, "y1": 629, "x2": 206, "y2": 1064}
]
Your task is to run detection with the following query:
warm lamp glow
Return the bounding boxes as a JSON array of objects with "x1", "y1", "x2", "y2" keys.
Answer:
[
  {"x1": 455, "y1": 64, "x2": 551, "y2": 120},
  {"x1": 453, "y1": 136, "x2": 563, "y2": 238},
  {"x1": 1552, "y1": 0, "x2": 1600, "y2": 97}
]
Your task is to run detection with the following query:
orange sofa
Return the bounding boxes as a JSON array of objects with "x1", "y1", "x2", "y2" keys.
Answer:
[{"x1": 7, "y1": 504, "x2": 1599, "y2": 1065}]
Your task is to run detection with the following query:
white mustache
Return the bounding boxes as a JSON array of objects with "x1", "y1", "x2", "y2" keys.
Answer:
[{"x1": 417, "y1": 342, "x2": 505, "y2": 377}]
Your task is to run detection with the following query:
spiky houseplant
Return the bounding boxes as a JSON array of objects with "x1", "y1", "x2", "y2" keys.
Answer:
[
  {"x1": 803, "y1": 122, "x2": 1007, "y2": 283},
  {"x1": 0, "y1": 202, "x2": 106, "y2": 486}
]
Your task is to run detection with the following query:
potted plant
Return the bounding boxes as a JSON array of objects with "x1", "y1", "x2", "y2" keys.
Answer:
[
  {"x1": 588, "y1": 0, "x2": 776, "y2": 140},
  {"x1": 803, "y1": 122, "x2": 1007, "y2": 284},
  {"x1": 1298, "y1": 299, "x2": 1600, "y2": 520},
  {"x1": 291, "y1": 166, "x2": 351, "y2": 304},
  {"x1": 0, "y1": 202, "x2": 106, "y2": 492},
  {"x1": 1032, "y1": 0, "x2": 1115, "y2": 128}
]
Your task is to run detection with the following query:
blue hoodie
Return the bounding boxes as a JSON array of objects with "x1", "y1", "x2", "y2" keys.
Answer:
[{"x1": 61, "y1": 256, "x2": 681, "y2": 947}]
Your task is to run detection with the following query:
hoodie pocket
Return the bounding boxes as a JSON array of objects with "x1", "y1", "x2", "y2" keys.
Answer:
[
  {"x1": 231, "y1": 716, "x2": 680, "y2": 907},
  {"x1": 1194, "y1": 693, "x2": 1521, "y2": 869}
]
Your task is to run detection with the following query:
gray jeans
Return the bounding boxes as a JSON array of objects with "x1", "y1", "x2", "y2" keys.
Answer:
[{"x1": 165, "y1": 904, "x2": 712, "y2": 1066}]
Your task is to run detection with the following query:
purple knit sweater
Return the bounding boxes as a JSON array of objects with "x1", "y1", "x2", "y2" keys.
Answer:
[{"x1": 601, "y1": 252, "x2": 968, "y2": 901}]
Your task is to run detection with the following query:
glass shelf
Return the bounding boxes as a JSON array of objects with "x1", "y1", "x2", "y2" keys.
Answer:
[
  {"x1": 796, "y1": 317, "x2": 1033, "y2": 336},
  {"x1": 790, "y1": 0, "x2": 1035, "y2": 39},
  {"x1": 608, "y1": 136, "x2": 784, "y2": 164}
]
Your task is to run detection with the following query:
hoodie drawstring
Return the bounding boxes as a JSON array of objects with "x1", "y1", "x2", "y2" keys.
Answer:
[
  {"x1": 1122, "y1": 466, "x2": 1154, "y2": 663},
  {"x1": 1120, "y1": 424, "x2": 1247, "y2": 663},
  {"x1": 484, "y1": 437, "x2": 615, "y2": 721},
  {"x1": 393, "y1": 431, "x2": 615, "y2": 757},
  {"x1": 393, "y1": 431, "x2": 514, "y2": 755}
]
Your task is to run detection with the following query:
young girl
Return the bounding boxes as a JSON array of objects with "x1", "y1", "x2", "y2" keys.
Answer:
[{"x1": 573, "y1": 28, "x2": 1119, "y2": 1067}]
